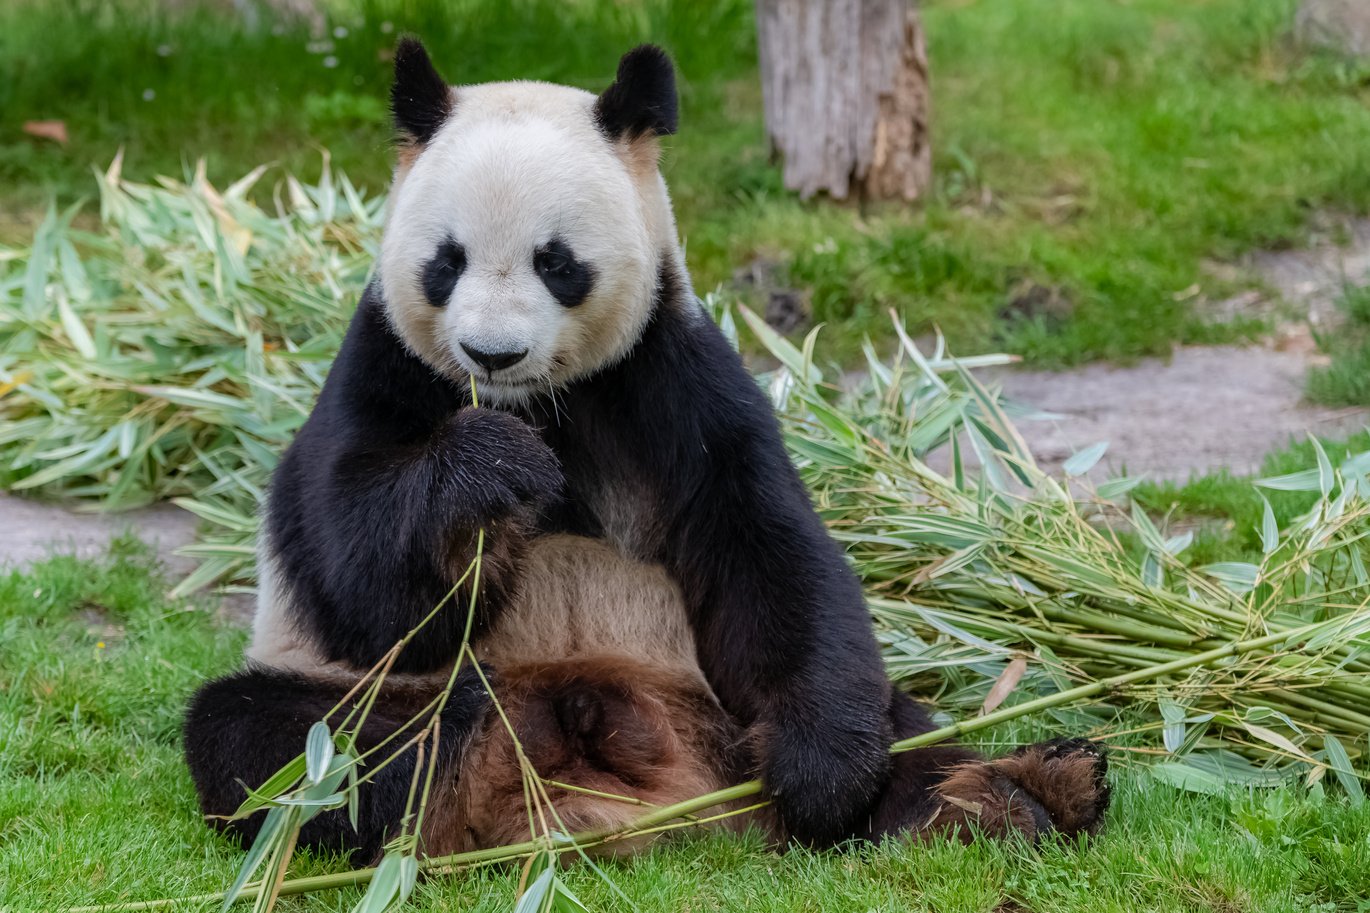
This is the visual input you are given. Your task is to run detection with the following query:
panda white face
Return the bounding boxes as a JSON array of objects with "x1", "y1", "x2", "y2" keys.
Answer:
[{"x1": 380, "y1": 81, "x2": 663, "y2": 406}]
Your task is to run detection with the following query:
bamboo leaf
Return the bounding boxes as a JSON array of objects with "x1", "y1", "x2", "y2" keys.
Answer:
[
  {"x1": 514, "y1": 867, "x2": 556, "y2": 913},
  {"x1": 890, "y1": 311, "x2": 948, "y2": 392},
  {"x1": 347, "y1": 752, "x2": 360, "y2": 832},
  {"x1": 132, "y1": 384, "x2": 249, "y2": 411},
  {"x1": 1244, "y1": 706, "x2": 1305, "y2": 736},
  {"x1": 231, "y1": 754, "x2": 307, "y2": 818},
  {"x1": 1158, "y1": 693, "x2": 1186, "y2": 754},
  {"x1": 222, "y1": 806, "x2": 284, "y2": 911},
  {"x1": 1163, "y1": 531, "x2": 1193, "y2": 556},
  {"x1": 22, "y1": 204, "x2": 56, "y2": 319},
  {"x1": 1255, "y1": 468, "x2": 1321, "y2": 492},
  {"x1": 1310, "y1": 435, "x2": 1335, "y2": 498},
  {"x1": 1063, "y1": 441, "x2": 1108, "y2": 477},
  {"x1": 56, "y1": 295, "x2": 97, "y2": 359},
  {"x1": 1142, "y1": 552, "x2": 1163, "y2": 589},
  {"x1": 351, "y1": 852, "x2": 403, "y2": 913},
  {"x1": 1149, "y1": 760, "x2": 1227, "y2": 794},
  {"x1": 1131, "y1": 503, "x2": 1164, "y2": 551},
  {"x1": 1200, "y1": 562, "x2": 1260, "y2": 593},
  {"x1": 1260, "y1": 496, "x2": 1279, "y2": 554},
  {"x1": 1240, "y1": 722, "x2": 1311, "y2": 762},
  {"x1": 1097, "y1": 475, "x2": 1145, "y2": 498},
  {"x1": 737, "y1": 305, "x2": 820, "y2": 383},
  {"x1": 398, "y1": 855, "x2": 419, "y2": 903},
  {"x1": 305, "y1": 721, "x2": 334, "y2": 786},
  {"x1": 1322, "y1": 735, "x2": 1365, "y2": 807},
  {"x1": 552, "y1": 879, "x2": 592, "y2": 913},
  {"x1": 980, "y1": 656, "x2": 1028, "y2": 715}
]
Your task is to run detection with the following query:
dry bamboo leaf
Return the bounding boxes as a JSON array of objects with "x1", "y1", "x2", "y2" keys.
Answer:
[
  {"x1": 22, "y1": 120, "x2": 68, "y2": 144},
  {"x1": 980, "y1": 655, "x2": 1028, "y2": 716},
  {"x1": 942, "y1": 795, "x2": 984, "y2": 817}
]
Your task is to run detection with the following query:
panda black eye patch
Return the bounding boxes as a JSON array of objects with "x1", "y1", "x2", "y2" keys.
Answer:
[
  {"x1": 534, "y1": 239, "x2": 595, "y2": 308},
  {"x1": 421, "y1": 238, "x2": 467, "y2": 307}
]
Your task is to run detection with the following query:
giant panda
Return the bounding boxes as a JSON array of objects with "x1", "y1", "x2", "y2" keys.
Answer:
[{"x1": 183, "y1": 38, "x2": 1111, "y2": 860}]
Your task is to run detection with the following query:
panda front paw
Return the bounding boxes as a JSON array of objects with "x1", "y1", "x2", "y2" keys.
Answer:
[
  {"x1": 441, "y1": 407, "x2": 563, "y2": 519},
  {"x1": 757, "y1": 715, "x2": 891, "y2": 847},
  {"x1": 443, "y1": 661, "x2": 499, "y2": 730}
]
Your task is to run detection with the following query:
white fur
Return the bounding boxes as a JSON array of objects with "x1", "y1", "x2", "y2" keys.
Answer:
[
  {"x1": 247, "y1": 527, "x2": 331, "y2": 673},
  {"x1": 248, "y1": 534, "x2": 702, "y2": 694},
  {"x1": 380, "y1": 80, "x2": 679, "y2": 406}
]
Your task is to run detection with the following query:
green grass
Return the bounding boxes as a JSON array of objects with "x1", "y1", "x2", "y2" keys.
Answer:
[
  {"x1": 1308, "y1": 284, "x2": 1370, "y2": 407},
  {"x1": 2, "y1": 543, "x2": 1369, "y2": 912},
  {"x1": 5, "y1": 0, "x2": 1370, "y2": 363}
]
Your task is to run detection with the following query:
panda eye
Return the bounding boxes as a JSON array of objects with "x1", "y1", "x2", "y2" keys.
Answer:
[
  {"x1": 421, "y1": 239, "x2": 467, "y2": 308},
  {"x1": 533, "y1": 239, "x2": 594, "y2": 308},
  {"x1": 440, "y1": 245, "x2": 467, "y2": 273},
  {"x1": 534, "y1": 248, "x2": 571, "y2": 276}
]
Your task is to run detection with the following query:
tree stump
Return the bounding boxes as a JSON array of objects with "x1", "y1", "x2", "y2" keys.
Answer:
[
  {"x1": 756, "y1": 0, "x2": 931, "y2": 202},
  {"x1": 1296, "y1": 0, "x2": 1370, "y2": 58}
]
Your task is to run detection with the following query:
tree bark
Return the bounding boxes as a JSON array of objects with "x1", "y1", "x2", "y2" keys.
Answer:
[{"x1": 756, "y1": 0, "x2": 931, "y2": 202}]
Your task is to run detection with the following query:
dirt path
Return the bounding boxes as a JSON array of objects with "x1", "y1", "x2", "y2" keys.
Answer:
[
  {"x1": 993, "y1": 345, "x2": 1365, "y2": 480},
  {"x1": 0, "y1": 494, "x2": 199, "y2": 575},
  {"x1": 0, "y1": 493, "x2": 255, "y2": 617}
]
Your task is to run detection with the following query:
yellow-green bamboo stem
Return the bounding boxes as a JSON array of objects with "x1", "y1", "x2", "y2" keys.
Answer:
[{"x1": 1267, "y1": 688, "x2": 1370, "y2": 733}]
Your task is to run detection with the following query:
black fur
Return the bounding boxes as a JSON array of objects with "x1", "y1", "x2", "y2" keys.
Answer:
[
  {"x1": 421, "y1": 238, "x2": 467, "y2": 307},
  {"x1": 183, "y1": 665, "x2": 491, "y2": 856},
  {"x1": 859, "y1": 691, "x2": 980, "y2": 840},
  {"x1": 260, "y1": 290, "x2": 561, "y2": 674},
  {"x1": 594, "y1": 45, "x2": 679, "y2": 140},
  {"x1": 391, "y1": 37, "x2": 453, "y2": 144},
  {"x1": 534, "y1": 239, "x2": 595, "y2": 308}
]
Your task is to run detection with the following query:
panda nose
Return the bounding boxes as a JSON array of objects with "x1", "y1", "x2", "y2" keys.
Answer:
[{"x1": 460, "y1": 343, "x2": 528, "y2": 372}]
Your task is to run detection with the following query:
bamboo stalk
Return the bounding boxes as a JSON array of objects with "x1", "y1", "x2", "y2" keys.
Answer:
[
  {"x1": 871, "y1": 599, "x2": 1178, "y2": 665},
  {"x1": 69, "y1": 620, "x2": 1332, "y2": 913},
  {"x1": 1268, "y1": 688, "x2": 1370, "y2": 733}
]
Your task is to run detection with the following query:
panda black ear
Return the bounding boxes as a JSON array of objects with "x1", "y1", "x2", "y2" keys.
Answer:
[
  {"x1": 594, "y1": 45, "x2": 678, "y2": 141},
  {"x1": 390, "y1": 36, "x2": 453, "y2": 145}
]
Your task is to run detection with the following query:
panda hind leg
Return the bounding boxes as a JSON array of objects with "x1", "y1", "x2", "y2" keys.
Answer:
[
  {"x1": 864, "y1": 692, "x2": 1110, "y2": 844},
  {"x1": 183, "y1": 665, "x2": 490, "y2": 859}
]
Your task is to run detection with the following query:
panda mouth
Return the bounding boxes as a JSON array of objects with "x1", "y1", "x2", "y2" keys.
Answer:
[
  {"x1": 467, "y1": 370, "x2": 541, "y2": 404},
  {"x1": 450, "y1": 345, "x2": 558, "y2": 404},
  {"x1": 452, "y1": 352, "x2": 538, "y2": 393}
]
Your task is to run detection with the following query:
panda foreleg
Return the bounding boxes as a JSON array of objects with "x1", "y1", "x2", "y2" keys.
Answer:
[
  {"x1": 182, "y1": 665, "x2": 491, "y2": 858},
  {"x1": 294, "y1": 405, "x2": 562, "y2": 670},
  {"x1": 864, "y1": 691, "x2": 1111, "y2": 845},
  {"x1": 669, "y1": 452, "x2": 894, "y2": 846}
]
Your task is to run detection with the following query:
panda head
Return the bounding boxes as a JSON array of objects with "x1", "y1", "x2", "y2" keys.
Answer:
[{"x1": 379, "y1": 38, "x2": 681, "y2": 405}]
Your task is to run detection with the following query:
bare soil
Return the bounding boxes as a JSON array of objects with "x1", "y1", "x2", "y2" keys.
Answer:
[
  {"x1": 0, "y1": 494, "x2": 199, "y2": 575},
  {"x1": 992, "y1": 344, "x2": 1365, "y2": 480}
]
